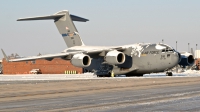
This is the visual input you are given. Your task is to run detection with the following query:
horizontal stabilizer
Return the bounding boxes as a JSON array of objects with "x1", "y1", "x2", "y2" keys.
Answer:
[
  {"x1": 17, "y1": 14, "x2": 89, "y2": 22},
  {"x1": 17, "y1": 14, "x2": 64, "y2": 21},
  {"x1": 70, "y1": 15, "x2": 89, "y2": 22}
]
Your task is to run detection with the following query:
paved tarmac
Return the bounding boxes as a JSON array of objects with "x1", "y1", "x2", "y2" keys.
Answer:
[
  {"x1": 1, "y1": 76, "x2": 200, "y2": 111},
  {"x1": 0, "y1": 73, "x2": 96, "y2": 81},
  {"x1": 0, "y1": 72, "x2": 200, "y2": 81}
]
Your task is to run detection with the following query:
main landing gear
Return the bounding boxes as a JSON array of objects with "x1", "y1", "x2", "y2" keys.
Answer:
[
  {"x1": 126, "y1": 74, "x2": 143, "y2": 77},
  {"x1": 166, "y1": 72, "x2": 173, "y2": 76},
  {"x1": 97, "y1": 71, "x2": 115, "y2": 77}
]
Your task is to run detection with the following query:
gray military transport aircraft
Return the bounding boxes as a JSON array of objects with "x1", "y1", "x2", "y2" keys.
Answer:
[{"x1": 1, "y1": 10, "x2": 181, "y2": 77}]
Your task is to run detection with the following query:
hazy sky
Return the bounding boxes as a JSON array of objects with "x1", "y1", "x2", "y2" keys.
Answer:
[{"x1": 0, "y1": 0, "x2": 200, "y2": 58}]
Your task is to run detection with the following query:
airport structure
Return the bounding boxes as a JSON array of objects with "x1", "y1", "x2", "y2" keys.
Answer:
[
  {"x1": 195, "y1": 59, "x2": 200, "y2": 69},
  {"x1": 195, "y1": 50, "x2": 200, "y2": 59},
  {"x1": 0, "y1": 59, "x2": 2, "y2": 74},
  {"x1": 195, "y1": 50, "x2": 200, "y2": 70},
  {"x1": 2, "y1": 58, "x2": 83, "y2": 74}
]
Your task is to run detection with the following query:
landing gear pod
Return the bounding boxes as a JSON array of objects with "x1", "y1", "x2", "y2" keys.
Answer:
[
  {"x1": 71, "y1": 54, "x2": 91, "y2": 67},
  {"x1": 105, "y1": 50, "x2": 126, "y2": 65}
]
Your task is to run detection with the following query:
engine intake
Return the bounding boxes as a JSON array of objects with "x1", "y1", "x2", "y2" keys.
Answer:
[
  {"x1": 71, "y1": 54, "x2": 91, "y2": 67},
  {"x1": 178, "y1": 52, "x2": 194, "y2": 67},
  {"x1": 105, "y1": 50, "x2": 125, "y2": 65}
]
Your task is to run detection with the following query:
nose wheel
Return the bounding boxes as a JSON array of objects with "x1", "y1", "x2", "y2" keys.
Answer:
[{"x1": 166, "y1": 72, "x2": 173, "y2": 76}]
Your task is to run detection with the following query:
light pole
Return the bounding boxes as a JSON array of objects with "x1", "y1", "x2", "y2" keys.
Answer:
[
  {"x1": 176, "y1": 41, "x2": 178, "y2": 73},
  {"x1": 188, "y1": 43, "x2": 190, "y2": 52},
  {"x1": 196, "y1": 44, "x2": 198, "y2": 59},
  {"x1": 162, "y1": 39, "x2": 164, "y2": 43},
  {"x1": 196, "y1": 44, "x2": 198, "y2": 51}
]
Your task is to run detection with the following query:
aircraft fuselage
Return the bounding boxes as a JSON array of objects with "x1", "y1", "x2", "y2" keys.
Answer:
[{"x1": 65, "y1": 43, "x2": 180, "y2": 76}]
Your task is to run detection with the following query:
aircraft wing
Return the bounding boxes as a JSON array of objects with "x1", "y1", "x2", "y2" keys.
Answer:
[
  {"x1": 1, "y1": 47, "x2": 125, "y2": 62},
  {"x1": 8, "y1": 52, "x2": 70, "y2": 62}
]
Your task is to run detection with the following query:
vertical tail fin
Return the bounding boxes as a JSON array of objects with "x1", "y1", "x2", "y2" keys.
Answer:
[
  {"x1": 1, "y1": 49, "x2": 9, "y2": 62},
  {"x1": 54, "y1": 10, "x2": 86, "y2": 47},
  {"x1": 17, "y1": 10, "x2": 89, "y2": 48}
]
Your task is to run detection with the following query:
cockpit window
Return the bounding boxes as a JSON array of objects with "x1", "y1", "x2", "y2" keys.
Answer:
[{"x1": 162, "y1": 47, "x2": 174, "y2": 53}]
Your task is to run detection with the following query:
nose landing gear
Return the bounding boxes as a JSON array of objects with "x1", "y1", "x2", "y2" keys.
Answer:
[{"x1": 166, "y1": 72, "x2": 173, "y2": 76}]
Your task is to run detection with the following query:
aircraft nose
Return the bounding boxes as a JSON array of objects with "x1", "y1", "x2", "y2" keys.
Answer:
[
  {"x1": 172, "y1": 51, "x2": 181, "y2": 65},
  {"x1": 176, "y1": 51, "x2": 181, "y2": 63}
]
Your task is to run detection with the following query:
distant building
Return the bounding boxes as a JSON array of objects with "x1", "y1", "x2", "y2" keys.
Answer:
[
  {"x1": 195, "y1": 50, "x2": 200, "y2": 59},
  {"x1": 195, "y1": 50, "x2": 200, "y2": 70},
  {"x1": 2, "y1": 58, "x2": 83, "y2": 74},
  {"x1": 2, "y1": 53, "x2": 83, "y2": 74},
  {"x1": 195, "y1": 59, "x2": 200, "y2": 70},
  {"x1": 0, "y1": 60, "x2": 2, "y2": 74},
  {"x1": 2, "y1": 58, "x2": 82, "y2": 74}
]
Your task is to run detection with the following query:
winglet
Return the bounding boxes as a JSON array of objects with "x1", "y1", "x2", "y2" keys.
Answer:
[{"x1": 1, "y1": 49, "x2": 9, "y2": 62}]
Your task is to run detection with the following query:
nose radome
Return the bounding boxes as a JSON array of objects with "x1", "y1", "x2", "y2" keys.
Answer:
[
  {"x1": 177, "y1": 52, "x2": 181, "y2": 63},
  {"x1": 172, "y1": 51, "x2": 181, "y2": 66}
]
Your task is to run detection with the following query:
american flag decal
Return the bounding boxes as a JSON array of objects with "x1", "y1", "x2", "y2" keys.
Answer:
[{"x1": 62, "y1": 34, "x2": 68, "y2": 37}]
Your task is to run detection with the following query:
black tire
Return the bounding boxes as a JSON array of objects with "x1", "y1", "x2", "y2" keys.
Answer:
[
  {"x1": 126, "y1": 74, "x2": 143, "y2": 77},
  {"x1": 108, "y1": 72, "x2": 112, "y2": 77},
  {"x1": 169, "y1": 72, "x2": 173, "y2": 76},
  {"x1": 137, "y1": 74, "x2": 144, "y2": 77},
  {"x1": 166, "y1": 72, "x2": 173, "y2": 76},
  {"x1": 97, "y1": 75, "x2": 103, "y2": 77}
]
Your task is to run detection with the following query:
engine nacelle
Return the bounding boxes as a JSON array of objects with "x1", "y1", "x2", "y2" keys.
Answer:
[
  {"x1": 71, "y1": 54, "x2": 91, "y2": 67},
  {"x1": 178, "y1": 52, "x2": 194, "y2": 67},
  {"x1": 105, "y1": 50, "x2": 125, "y2": 65}
]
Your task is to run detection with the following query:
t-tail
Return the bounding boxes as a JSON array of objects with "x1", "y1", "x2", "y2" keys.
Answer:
[{"x1": 17, "y1": 10, "x2": 88, "y2": 48}]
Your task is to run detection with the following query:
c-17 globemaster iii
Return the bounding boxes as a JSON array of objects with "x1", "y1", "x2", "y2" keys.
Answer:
[{"x1": 1, "y1": 10, "x2": 182, "y2": 77}]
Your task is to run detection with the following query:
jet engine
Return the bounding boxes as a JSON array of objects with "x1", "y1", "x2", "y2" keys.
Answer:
[
  {"x1": 71, "y1": 54, "x2": 91, "y2": 67},
  {"x1": 178, "y1": 52, "x2": 195, "y2": 67},
  {"x1": 105, "y1": 50, "x2": 126, "y2": 65}
]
